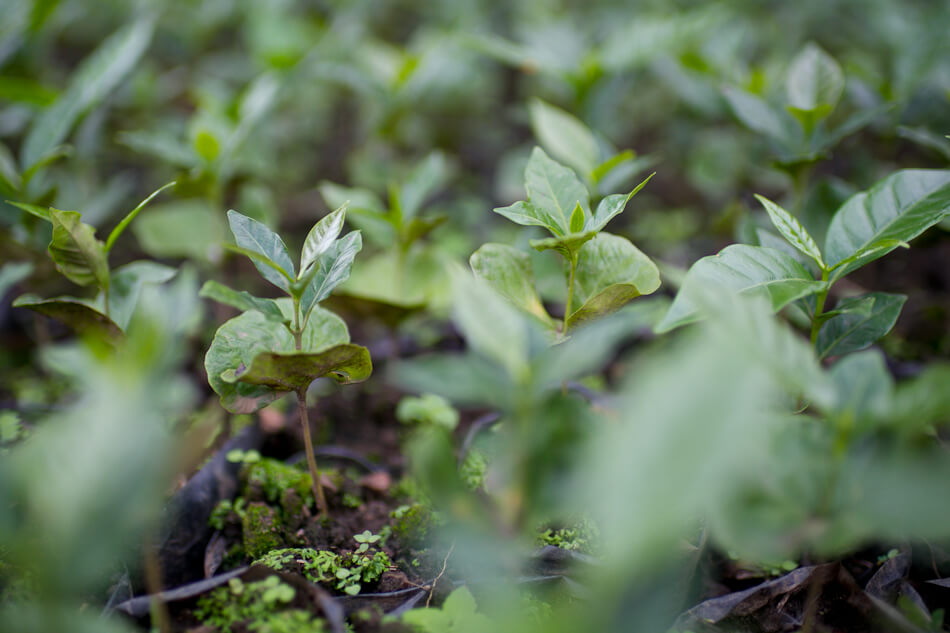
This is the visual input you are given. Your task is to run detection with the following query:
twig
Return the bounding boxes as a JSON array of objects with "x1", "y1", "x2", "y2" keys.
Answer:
[{"x1": 426, "y1": 541, "x2": 456, "y2": 608}]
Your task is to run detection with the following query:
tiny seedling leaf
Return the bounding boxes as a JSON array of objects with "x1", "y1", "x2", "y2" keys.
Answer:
[
  {"x1": 529, "y1": 229, "x2": 597, "y2": 258},
  {"x1": 227, "y1": 210, "x2": 296, "y2": 290},
  {"x1": 754, "y1": 194, "x2": 825, "y2": 269}
]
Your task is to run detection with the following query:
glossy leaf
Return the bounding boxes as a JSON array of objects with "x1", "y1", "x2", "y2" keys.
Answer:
[
  {"x1": 205, "y1": 302, "x2": 349, "y2": 413},
  {"x1": 199, "y1": 280, "x2": 285, "y2": 322},
  {"x1": 21, "y1": 17, "x2": 155, "y2": 169},
  {"x1": 226, "y1": 344, "x2": 372, "y2": 392},
  {"x1": 106, "y1": 261, "x2": 177, "y2": 330},
  {"x1": 227, "y1": 210, "x2": 295, "y2": 290},
  {"x1": 47, "y1": 209, "x2": 109, "y2": 289},
  {"x1": 586, "y1": 172, "x2": 654, "y2": 232},
  {"x1": 785, "y1": 43, "x2": 843, "y2": 113},
  {"x1": 656, "y1": 245, "x2": 825, "y2": 333},
  {"x1": 824, "y1": 169, "x2": 950, "y2": 280},
  {"x1": 299, "y1": 231, "x2": 362, "y2": 320},
  {"x1": 103, "y1": 181, "x2": 175, "y2": 253},
  {"x1": 529, "y1": 98, "x2": 599, "y2": 179},
  {"x1": 755, "y1": 194, "x2": 825, "y2": 268},
  {"x1": 816, "y1": 292, "x2": 906, "y2": 359},
  {"x1": 301, "y1": 204, "x2": 346, "y2": 273},
  {"x1": 13, "y1": 294, "x2": 121, "y2": 343},
  {"x1": 523, "y1": 146, "x2": 590, "y2": 236},
  {"x1": 568, "y1": 233, "x2": 661, "y2": 328},
  {"x1": 492, "y1": 200, "x2": 562, "y2": 236},
  {"x1": 469, "y1": 243, "x2": 552, "y2": 326}
]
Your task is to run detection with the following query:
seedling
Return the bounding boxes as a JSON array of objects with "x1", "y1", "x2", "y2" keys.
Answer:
[
  {"x1": 202, "y1": 206, "x2": 372, "y2": 515},
  {"x1": 475, "y1": 146, "x2": 659, "y2": 335},
  {"x1": 10, "y1": 182, "x2": 177, "y2": 342},
  {"x1": 318, "y1": 152, "x2": 452, "y2": 308},
  {"x1": 657, "y1": 169, "x2": 950, "y2": 360}
]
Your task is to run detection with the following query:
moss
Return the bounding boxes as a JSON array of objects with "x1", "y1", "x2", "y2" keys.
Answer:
[
  {"x1": 255, "y1": 546, "x2": 392, "y2": 596},
  {"x1": 390, "y1": 503, "x2": 439, "y2": 548},
  {"x1": 242, "y1": 502, "x2": 284, "y2": 560},
  {"x1": 245, "y1": 458, "x2": 314, "y2": 507},
  {"x1": 195, "y1": 576, "x2": 324, "y2": 633},
  {"x1": 536, "y1": 517, "x2": 600, "y2": 553},
  {"x1": 459, "y1": 449, "x2": 487, "y2": 491}
]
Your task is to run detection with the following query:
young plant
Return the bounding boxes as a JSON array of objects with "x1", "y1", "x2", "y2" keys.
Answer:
[
  {"x1": 10, "y1": 182, "x2": 177, "y2": 343},
  {"x1": 474, "y1": 146, "x2": 659, "y2": 336},
  {"x1": 202, "y1": 206, "x2": 371, "y2": 516},
  {"x1": 657, "y1": 169, "x2": 950, "y2": 359},
  {"x1": 318, "y1": 152, "x2": 452, "y2": 308}
]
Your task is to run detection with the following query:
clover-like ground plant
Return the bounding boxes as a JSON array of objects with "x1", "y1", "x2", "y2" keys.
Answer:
[{"x1": 202, "y1": 206, "x2": 371, "y2": 515}]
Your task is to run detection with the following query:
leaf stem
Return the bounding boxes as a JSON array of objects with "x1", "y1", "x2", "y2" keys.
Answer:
[
  {"x1": 810, "y1": 269, "x2": 830, "y2": 348},
  {"x1": 562, "y1": 251, "x2": 579, "y2": 336},
  {"x1": 297, "y1": 387, "x2": 328, "y2": 516}
]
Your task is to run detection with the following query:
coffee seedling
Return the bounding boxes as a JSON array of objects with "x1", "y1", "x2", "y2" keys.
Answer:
[{"x1": 203, "y1": 206, "x2": 371, "y2": 515}]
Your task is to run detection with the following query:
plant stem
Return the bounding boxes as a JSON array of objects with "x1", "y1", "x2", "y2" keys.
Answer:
[
  {"x1": 292, "y1": 298, "x2": 302, "y2": 351},
  {"x1": 562, "y1": 251, "x2": 579, "y2": 336},
  {"x1": 297, "y1": 387, "x2": 328, "y2": 516},
  {"x1": 809, "y1": 269, "x2": 830, "y2": 348}
]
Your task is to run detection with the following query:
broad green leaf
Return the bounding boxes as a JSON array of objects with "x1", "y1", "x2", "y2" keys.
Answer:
[
  {"x1": 132, "y1": 199, "x2": 225, "y2": 261},
  {"x1": 754, "y1": 194, "x2": 825, "y2": 269},
  {"x1": 492, "y1": 200, "x2": 562, "y2": 236},
  {"x1": 0, "y1": 262, "x2": 32, "y2": 297},
  {"x1": 824, "y1": 169, "x2": 950, "y2": 279},
  {"x1": 301, "y1": 204, "x2": 346, "y2": 273},
  {"x1": 469, "y1": 243, "x2": 553, "y2": 326},
  {"x1": 227, "y1": 210, "x2": 295, "y2": 291},
  {"x1": 451, "y1": 273, "x2": 532, "y2": 382},
  {"x1": 816, "y1": 292, "x2": 906, "y2": 360},
  {"x1": 529, "y1": 98, "x2": 599, "y2": 179},
  {"x1": 399, "y1": 152, "x2": 448, "y2": 222},
  {"x1": 227, "y1": 344, "x2": 372, "y2": 391},
  {"x1": 299, "y1": 231, "x2": 362, "y2": 320},
  {"x1": 524, "y1": 147, "x2": 590, "y2": 236},
  {"x1": 47, "y1": 209, "x2": 109, "y2": 289},
  {"x1": 586, "y1": 172, "x2": 654, "y2": 232},
  {"x1": 567, "y1": 233, "x2": 660, "y2": 328},
  {"x1": 205, "y1": 301, "x2": 349, "y2": 413},
  {"x1": 656, "y1": 245, "x2": 825, "y2": 333},
  {"x1": 21, "y1": 17, "x2": 155, "y2": 169},
  {"x1": 199, "y1": 280, "x2": 285, "y2": 322},
  {"x1": 106, "y1": 261, "x2": 177, "y2": 330},
  {"x1": 828, "y1": 349, "x2": 893, "y2": 428},
  {"x1": 785, "y1": 43, "x2": 843, "y2": 113},
  {"x1": 529, "y1": 229, "x2": 597, "y2": 258},
  {"x1": 722, "y1": 86, "x2": 792, "y2": 143},
  {"x1": 13, "y1": 294, "x2": 121, "y2": 343},
  {"x1": 340, "y1": 249, "x2": 449, "y2": 309},
  {"x1": 104, "y1": 181, "x2": 175, "y2": 253}
]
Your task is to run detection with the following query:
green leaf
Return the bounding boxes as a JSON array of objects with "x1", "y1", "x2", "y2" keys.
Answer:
[
  {"x1": 340, "y1": 249, "x2": 448, "y2": 309},
  {"x1": 398, "y1": 152, "x2": 448, "y2": 222},
  {"x1": 523, "y1": 146, "x2": 590, "y2": 236},
  {"x1": 0, "y1": 142, "x2": 21, "y2": 193},
  {"x1": 403, "y1": 214, "x2": 447, "y2": 246},
  {"x1": 8, "y1": 200, "x2": 50, "y2": 221},
  {"x1": 469, "y1": 243, "x2": 553, "y2": 327},
  {"x1": 569, "y1": 201, "x2": 585, "y2": 233},
  {"x1": 389, "y1": 353, "x2": 513, "y2": 409},
  {"x1": 722, "y1": 85, "x2": 793, "y2": 143},
  {"x1": 828, "y1": 349, "x2": 893, "y2": 427},
  {"x1": 492, "y1": 200, "x2": 562, "y2": 236},
  {"x1": 529, "y1": 229, "x2": 597, "y2": 258},
  {"x1": 13, "y1": 294, "x2": 121, "y2": 343},
  {"x1": 529, "y1": 98, "x2": 599, "y2": 179},
  {"x1": 21, "y1": 17, "x2": 155, "y2": 169},
  {"x1": 106, "y1": 261, "x2": 177, "y2": 330},
  {"x1": 47, "y1": 208, "x2": 109, "y2": 289},
  {"x1": 228, "y1": 344, "x2": 372, "y2": 392},
  {"x1": 299, "y1": 231, "x2": 362, "y2": 321},
  {"x1": 205, "y1": 301, "x2": 350, "y2": 413},
  {"x1": 785, "y1": 42, "x2": 844, "y2": 113},
  {"x1": 656, "y1": 245, "x2": 826, "y2": 333},
  {"x1": 132, "y1": 199, "x2": 225, "y2": 261},
  {"x1": 104, "y1": 181, "x2": 175, "y2": 253},
  {"x1": 888, "y1": 364, "x2": 950, "y2": 433},
  {"x1": 754, "y1": 194, "x2": 825, "y2": 269},
  {"x1": 824, "y1": 169, "x2": 950, "y2": 280},
  {"x1": 117, "y1": 130, "x2": 196, "y2": 168},
  {"x1": 227, "y1": 210, "x2": 295, "y2": 291},
  {"x1": 0, "y1": 262, "x2": 32, "y2": 297},
  {"x1": 199, "y1": 280, "x2": 286, "y2": 322},
  {"x1": 567, "y1": 233, "x2": 660, "y2": 328},
  {"x1": 586, "y1": 172, "x2": 654, "y2": 232},
  {"x1": 816, "y1": 292, "x2": 906, "y2": 360},
  {"x1": 301, "y1": 204, "x2": 347, "y2": 273}
]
